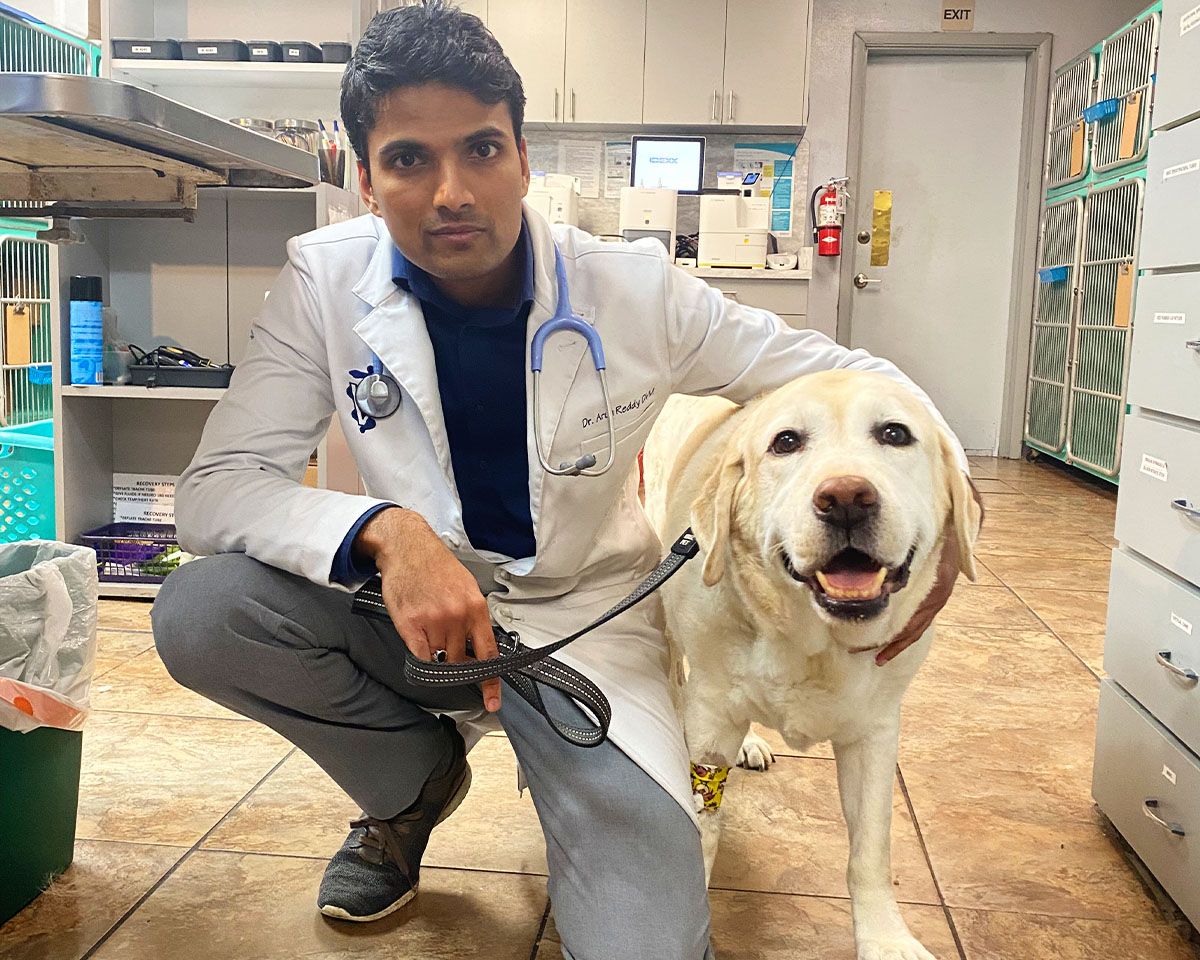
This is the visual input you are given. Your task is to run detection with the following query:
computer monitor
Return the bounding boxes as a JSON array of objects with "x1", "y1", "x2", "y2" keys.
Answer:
[{"x1": 629, "y1": 136, "x2": 705, "y2": 194}]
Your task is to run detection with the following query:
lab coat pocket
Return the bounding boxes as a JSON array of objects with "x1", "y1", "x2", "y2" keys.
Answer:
[{"x1": 577, "y1": 399, "x2": 659, "y2": 459}]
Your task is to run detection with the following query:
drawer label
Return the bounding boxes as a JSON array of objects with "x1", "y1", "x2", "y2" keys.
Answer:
[
  {"x1": 1163, "y1": 764, "x2": 1178, "y2": 786},
  {"x1": 198, "y1": 46, "x2": 219, "y2": 55},
  {"x1": 1163, "y1": 159, "x2": 1200, "y2": 181},
  {"x1": 1182, "y1": 4, "x2": 1200, "y2": 36},
  {"x1": 1140, "y1": 454, "x2": 1169, "y2": 482},
  {"x1": 1154, "y1": 312, "x2": 1186, "y2": 325},
  {"x1": 1172, "y1": 611, "x2": 1193, "y2": 635},
  {"x1": 252, "y1": 47, "x2": 269, "y2": 56},
  {"x1": 131, "y1": 45, "x2": 151, "y2": 53}
]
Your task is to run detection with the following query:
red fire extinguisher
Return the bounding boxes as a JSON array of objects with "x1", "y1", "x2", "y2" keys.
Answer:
[{"x1": 810, "y1": 178, "x2": 849, "y2": 258}]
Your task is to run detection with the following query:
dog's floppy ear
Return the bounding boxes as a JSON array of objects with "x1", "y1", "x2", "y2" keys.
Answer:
[
  {"x1": 690, "y1": 446, "x2": 745, "y2": 587},
  {"x1": 940, "y1": 433, "x2": 984, "y2": 582}
]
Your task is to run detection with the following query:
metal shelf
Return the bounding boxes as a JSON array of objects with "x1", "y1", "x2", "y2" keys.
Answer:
[
  {"x1": 60, "y1": 385, "x2": 228, "y2": 400},
  {"x1": 112, "y1": 59, "x2": 345, "y2": 90},
  {"x1": 98, "y1": 581, "x2": 160, "y2": 599}
]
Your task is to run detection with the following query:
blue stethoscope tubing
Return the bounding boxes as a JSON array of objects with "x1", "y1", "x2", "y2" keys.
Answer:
[{"x1": 354, "y1": 243, "x2": 616, "y2": 477}]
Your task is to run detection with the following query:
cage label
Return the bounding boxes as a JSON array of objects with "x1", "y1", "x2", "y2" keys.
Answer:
[
  {"x1": 1163, "y1": 765, "x2": 1177, "y2": 786},
  {"x1": 1154, "y1": 312, "x2": 1186, "y2": 325},
  {"x1": 1181, "y1": 4, "x2": 1200, "y2": 36},
  {"x1": 1172, "y1": 612, "x2": 1193, "y2": 636},
  {"x1": 1163, "y1": 159, "x2": 1200, "y2": 181},
  {"x1": 1140, "y1": 454, "x2": 1169, "y2": 482}
]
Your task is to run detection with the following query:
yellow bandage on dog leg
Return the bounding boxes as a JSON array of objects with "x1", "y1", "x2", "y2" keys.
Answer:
[{"x1": 691, "y1": 763, "x2": 730, "y2": 813}]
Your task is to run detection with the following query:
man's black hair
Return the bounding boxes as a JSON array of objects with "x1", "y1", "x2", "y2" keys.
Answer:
[{"x1": 340, "y1": 0, "x2": 526, "y2": 177}]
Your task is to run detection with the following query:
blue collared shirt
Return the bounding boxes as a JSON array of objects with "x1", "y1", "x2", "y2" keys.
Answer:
[{"x1": 330, "y1": 225, "x2": 537, "y2": 583}]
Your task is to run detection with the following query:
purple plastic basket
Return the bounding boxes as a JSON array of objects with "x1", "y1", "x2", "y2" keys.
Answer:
[{"x1": 79, "y1": 522, "x2": 179, "y2": 583}]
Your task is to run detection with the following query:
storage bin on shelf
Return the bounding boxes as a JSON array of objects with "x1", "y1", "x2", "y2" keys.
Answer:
[
  {"x1": 79, "y1": 522, "x2": 184, "y2": 583},
  {"x1": 0, "y1": 420, "x2": 55, "y2": 542}
]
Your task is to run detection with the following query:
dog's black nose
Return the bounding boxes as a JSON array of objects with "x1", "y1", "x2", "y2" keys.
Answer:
[{"x1": 812, "y1": 476, "x2": 880, "y2": 530}]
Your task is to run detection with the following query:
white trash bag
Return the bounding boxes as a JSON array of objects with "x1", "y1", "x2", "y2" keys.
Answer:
[{"x1": 0, "y1": 541, "x2": 99, "y2": 733}]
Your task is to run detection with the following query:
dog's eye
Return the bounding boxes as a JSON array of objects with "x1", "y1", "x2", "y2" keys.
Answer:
[
  {"x1": 769, "y1": 430, "x2": 806, "y2": 456},
  {"x1": 876, "y1": 422, "x2": 914, "y2": 447}
]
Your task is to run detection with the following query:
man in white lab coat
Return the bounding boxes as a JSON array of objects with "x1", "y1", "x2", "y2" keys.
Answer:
[{"x1": 152, "y1": 3, "x2": 966, "y2": 957}]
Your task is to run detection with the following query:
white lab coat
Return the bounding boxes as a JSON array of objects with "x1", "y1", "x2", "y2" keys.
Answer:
[{"x1": 176, "y1": 206, "x2": 966, "y2": 826}]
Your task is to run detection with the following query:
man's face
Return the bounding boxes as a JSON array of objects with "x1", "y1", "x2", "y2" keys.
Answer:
[{"x1": 358, "y1": 82, "x2": 530, "y2": 300}]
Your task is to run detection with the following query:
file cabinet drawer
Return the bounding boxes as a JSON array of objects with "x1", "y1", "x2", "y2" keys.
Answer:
[
  {"x1": 1127, "y1": 271, "x2": 1200, "y2": 423},
  {"x1": 1105, "y1": 549, "x2": 1200, "y2": 755},
  {"x1": 1141, "y1": 120, "x2": 1200, "y2": 270},
  {"x1": 1093, "y1": 680, "x2": 1200, "y2": 930},
  {"x1": 1115, "y1": 413, "x2": 1200, "y2": 585}
]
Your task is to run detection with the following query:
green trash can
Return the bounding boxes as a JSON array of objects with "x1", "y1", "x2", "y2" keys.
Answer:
[
  {"x1": 0, "y1": 540, "x2": 99, "y2": 925},
  {"x1": 0, "y1": 726, "x2": 83, "y2": 924}
]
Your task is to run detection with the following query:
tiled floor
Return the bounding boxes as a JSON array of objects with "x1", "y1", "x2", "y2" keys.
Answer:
[{"x1": 4, "y1": 456, "x2": 1200, "y2": 959}]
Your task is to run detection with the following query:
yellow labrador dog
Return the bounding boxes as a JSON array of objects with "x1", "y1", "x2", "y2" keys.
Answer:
[{"x1": 643, "y1": 369, "x2": 980, "y2": 960}]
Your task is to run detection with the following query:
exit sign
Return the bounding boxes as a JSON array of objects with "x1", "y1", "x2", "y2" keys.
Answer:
[{"x1": 942, "y1": 0, "x2": 975, "y2": 30}]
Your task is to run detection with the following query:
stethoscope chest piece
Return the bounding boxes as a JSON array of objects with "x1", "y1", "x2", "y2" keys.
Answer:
[{"x1": 354, "y1": 372, "x2": 402, "y2": 419}]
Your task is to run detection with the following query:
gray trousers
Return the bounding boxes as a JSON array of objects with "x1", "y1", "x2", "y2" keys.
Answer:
[{"x1": 152, "y1": 554, "x2": 714, "y2": 960}]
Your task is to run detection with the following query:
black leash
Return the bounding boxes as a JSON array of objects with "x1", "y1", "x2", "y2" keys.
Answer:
[{"x1": 352, "y1": 530, "x2": 700, "y2": 747}]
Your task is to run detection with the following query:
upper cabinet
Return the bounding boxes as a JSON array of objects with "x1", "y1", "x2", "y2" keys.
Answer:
[
  {"x1": 643, "y1": 0, "x2": 727, "y2": 125},
  {"x1": 722, "y1": 0, "x2": 809, "y2": 126},
  {"x1": 564, "y1": 0, "x2": 646, "y2": 123},
  {"x1": 488, "y1": 0, "x2": 568, "y2": 122}
]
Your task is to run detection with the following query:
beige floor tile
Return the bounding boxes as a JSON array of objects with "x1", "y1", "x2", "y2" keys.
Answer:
[
  {"x1": 903, "y1": 766, "x2": 1159, "y2": 922},
  {"x1": 936, "y1": 585, "x2": 1044, "y2": 630},
  {"x1": 966, "y1": 560, "x2": 1002, "y2": 587},
  {"x1": 535, "y1": 895, "x2": 960, "y2": 959},
  {"x1": 96, "y1": 600, "x2": 154, "y2": 632},
  {"x1": 91, "y1": 650, "x2": 244, "y2": 721},
  {"x1": 952, "y1": 907, "x2": 1200, "y2": 959},
  {"x1": 750, "y1": 722, "x2": 834, "y2": 760},
  {"x1": 77, "y1": 712, "x2": 291, "y2": 846},
  {"x1": 204, "y1": 736, "x2": 550, "y2": 876},
  {"x1": 1056, "y1": 632, "x2": 1105, "y2": 676},
  {"x1": 979, "y1": 555, "x2": 1111, "y2": 592},
  {"x1": 975, "y1": 532, "x2": 1112, "y2": 562},
  {"x1": 973, "y1": 478, "x2": 1019, "y2": 495},
  {"x1": 709, "y1": 757, "x2": 939, "y2": 905},
  {"x1": 1011, "y1": 588, "x2": 1108, "y2": 637},
  {"x1": 89, "y1": 852, "x2": 546, "y2": 960},
  {"x1": 95, "y1": 629, "x2": 156, "y2": 665},
  {"x1": 0, "y1": 840, "x2": 184, "y2": 960}
]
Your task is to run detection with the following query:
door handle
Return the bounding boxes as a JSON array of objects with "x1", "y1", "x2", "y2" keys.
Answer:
[
  {"x1": 571, "y1": 88, "x2": 576, "y2": 121},
  {"x1": 1143, "y1": 798, "x2": 1186, "y2": 837},
  {"x1": 1156, "y1": 650, "x2": 1199, "y2": 685},
  {"x1": 1186, "y1": 338, "x2": 1200, "y2": 352},
  {"x1": 853, "y1": 273, "x2": 881, "y2": 289},
  {"x1": 712, "y1": 91, "x2": 719, "y2": 122},
  {"x1": 727, "y1": 90, "x2": 736, "y2": 122},
  {"x1": 1171, "y1": 499, "x2": 1200, "y2": 523},
  {"x1": 554, "y1": 88, "x2": 559, "y2": 121}
]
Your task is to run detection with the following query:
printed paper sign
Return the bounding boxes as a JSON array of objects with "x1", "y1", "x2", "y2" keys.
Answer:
[
  {"x1": 1139, "y1": 454, "x2": 1169, "y2": 482},
  {"x1": 941, "y1": 0, "x2": 974, "y2": 30},
  {"x1": 1154, "y1": 312, "x2": 1187, "y2": 325},
  {"x1": 113, "y1": 473, "x2": 178, "y2": 525},
  {"x1": 1181, "y1": 3, "x2": 1200, "y2": 36},
  {"x1": 1163, "y1": 159, "x2": 1200, "y2": 181},
  {"x1": 1171, "y1": 612, "x2": 1193, "y2": 636}
]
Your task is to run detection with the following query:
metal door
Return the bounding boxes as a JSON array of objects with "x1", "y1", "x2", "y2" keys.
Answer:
[
  {"x1": 0, "y1": 236, "x2": 53, "y2": 426},
  {"x1": 1091, "y1": 12, "x2": 1160, "y2": 175},
  {"x1": 1024, "y1": 196, "x2": 1083, "y2": 454},
  {"x1": 1065, "y1": 177, "x2": 1143, "y2": 478},
  {"x1": 1045, "y1": 52, "x2": 1095, "y2": 191}
]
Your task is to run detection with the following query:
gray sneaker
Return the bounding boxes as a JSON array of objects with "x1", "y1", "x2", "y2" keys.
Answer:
[{"x1": 317, "y1": 728, "x2": 472, "y2": 922}]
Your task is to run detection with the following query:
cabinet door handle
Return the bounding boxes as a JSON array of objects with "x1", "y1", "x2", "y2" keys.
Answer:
[
  {"x1": 712, "y1": 91, "x2": 719, "y2": 122},
  {"x1": 727, "y1": 90, "x2": 736, "y2": 122},
  {"x1": 571, "y1": 88, "x2": 576, "y2": 121},
  {"x1": 554, "y1": 88, "x2": 559, "y2": 121},
  {"x1": 1187, "y1": 338, "x2": 1200, "y2": 352},
  {"x1": 1171, "y1": 498, "x2": 1200, "y2": 523},
  {"x1": 1156, "y1": 650, "x2": 1199, "y2": 685},
  {"x1": 1143, "y1": 798, "x2": 1186, "y2": 837}
]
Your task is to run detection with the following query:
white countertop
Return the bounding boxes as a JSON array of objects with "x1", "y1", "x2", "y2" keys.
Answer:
[{"x1": 681, "y1": 266, "x2": 811, "y2": 281}]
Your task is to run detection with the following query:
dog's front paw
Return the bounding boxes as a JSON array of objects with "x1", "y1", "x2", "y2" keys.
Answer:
[
  {"x1": 736, "y1": 731, "x2": 775, "y2": 771},
  {"x1": 856, "y1": 933, "x2": 937, "y2": 960}
]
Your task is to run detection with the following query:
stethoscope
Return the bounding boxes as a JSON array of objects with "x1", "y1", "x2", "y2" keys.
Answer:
[{"x1": 352, "y1": 243, "x2": 616, "y2": 478}]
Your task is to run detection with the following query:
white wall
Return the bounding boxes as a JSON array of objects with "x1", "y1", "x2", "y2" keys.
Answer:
[
  {"x1": 7, "y1": 0, "x2": 91, "y2": 39},
  {"x1": 805, "y1": 0, "x2": 1151, "y2": 337}
]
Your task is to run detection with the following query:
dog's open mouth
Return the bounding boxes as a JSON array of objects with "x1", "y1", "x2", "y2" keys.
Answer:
[{"x1": 781, "y1": 546, "x2": 916, "y2": 620}]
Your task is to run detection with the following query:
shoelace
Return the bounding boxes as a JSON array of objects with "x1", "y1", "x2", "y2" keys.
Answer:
[{"x1": 348, "y1": 811, "x2": 423, "y2": 881}]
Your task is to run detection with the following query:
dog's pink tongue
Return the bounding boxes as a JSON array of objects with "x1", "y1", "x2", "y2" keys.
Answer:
[{"x1": 823, "y1": 569, "x2": 881, "y2": 592}]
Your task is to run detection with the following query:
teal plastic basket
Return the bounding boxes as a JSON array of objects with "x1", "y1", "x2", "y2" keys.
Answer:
[{"x1": 0, "y1": 419, "x2": 55, "y2": 541}]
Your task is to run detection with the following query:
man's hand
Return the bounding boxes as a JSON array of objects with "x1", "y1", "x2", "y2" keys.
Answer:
[{"x1": 355, "y1": 507, "x2": 502, "y2": 712}]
